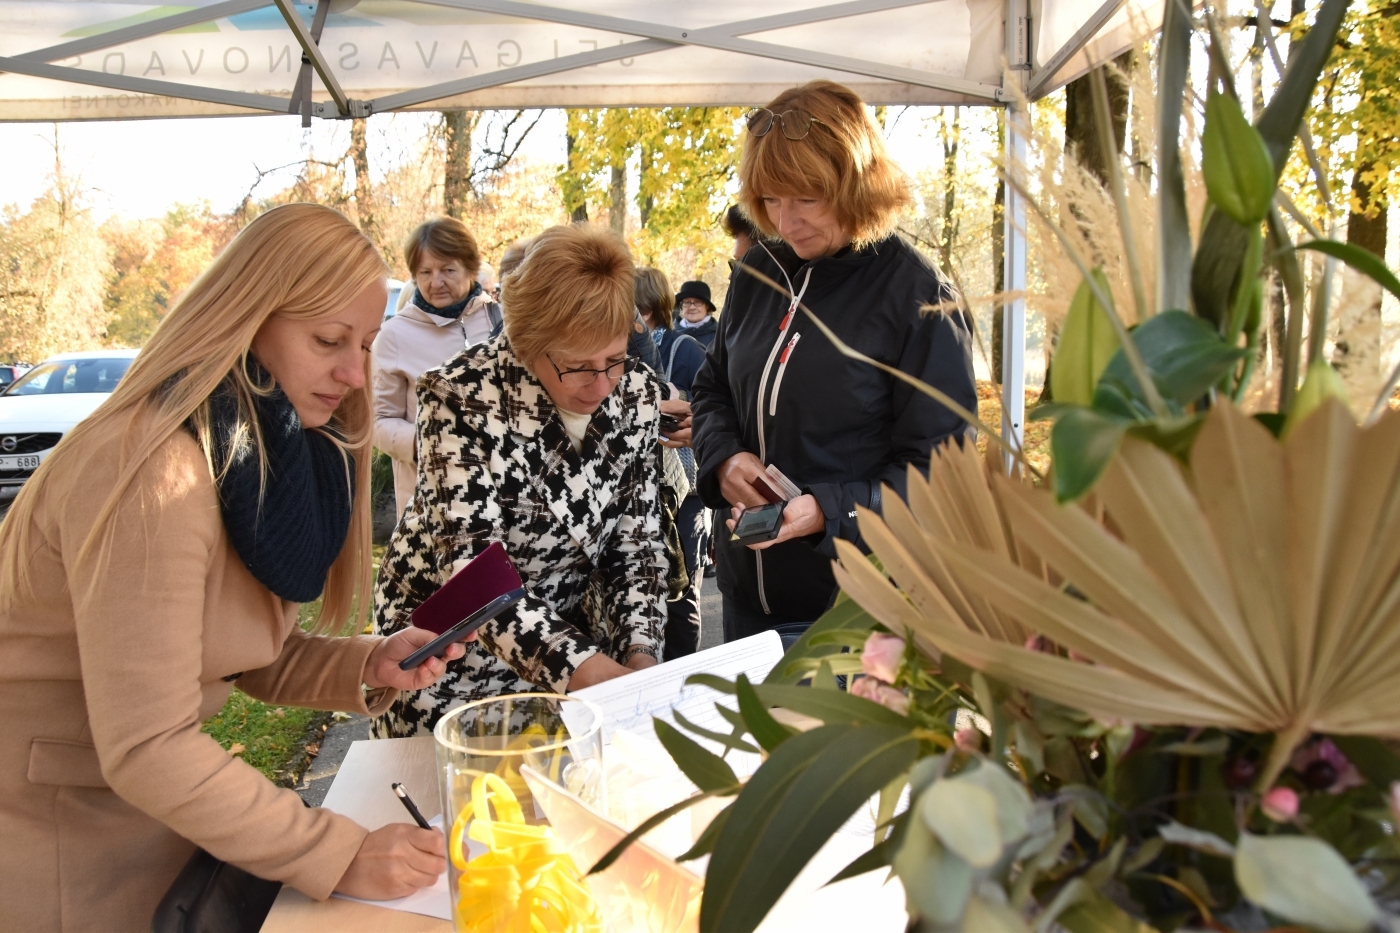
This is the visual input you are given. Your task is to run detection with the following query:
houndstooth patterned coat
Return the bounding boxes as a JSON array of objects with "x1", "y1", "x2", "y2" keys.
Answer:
[{"x1": 371, "y1": 336, "x2": 668, "y2": 737}]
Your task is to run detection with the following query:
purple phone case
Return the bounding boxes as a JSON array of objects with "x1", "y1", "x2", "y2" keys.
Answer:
[{"x1": 411, "y1": 541, "x2": 523, "y2": 634}]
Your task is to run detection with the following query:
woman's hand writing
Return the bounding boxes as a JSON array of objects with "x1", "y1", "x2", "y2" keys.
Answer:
[
  {"x1": 717, "y1": 451, "x2": 771, "y2": 509},
  {"x1": 566, "y1": 653, "x2": 633, "y2": 691},
  {"x1": 365, "y1": 628, "x2": 469, "y2": 691},
  {"x1": 727, "y1": 494, "x2": 826, "y2": 550},
  {"x1": 335, "y1": 823, "x2": 446, "y2": 900}
]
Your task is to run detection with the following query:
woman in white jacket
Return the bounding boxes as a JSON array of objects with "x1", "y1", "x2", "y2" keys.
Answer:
[{"x1": 372, "y1": 217, "x2": 502, "y2": 515}]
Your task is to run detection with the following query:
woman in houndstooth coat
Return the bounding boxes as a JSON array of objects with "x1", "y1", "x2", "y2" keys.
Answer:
[{"x1": 372, "y1": 224, "x2": 669, "y2": 737}]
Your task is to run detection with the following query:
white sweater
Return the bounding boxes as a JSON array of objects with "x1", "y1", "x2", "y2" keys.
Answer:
[{"x1": 371, "y1": 292, "x2": 497, "y2": 514}]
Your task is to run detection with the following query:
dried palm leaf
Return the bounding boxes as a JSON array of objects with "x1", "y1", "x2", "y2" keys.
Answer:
[
  {"x1": 835, "y1": 438, "x2": 1044, "y2": 662},
  {"x1": 836, "y1": 400, "x2": 1400, "y2": 788}
]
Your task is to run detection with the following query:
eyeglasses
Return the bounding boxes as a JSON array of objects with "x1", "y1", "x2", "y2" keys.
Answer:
[
  {"x1": 746, "y1": 108, "x2": 829, "y2": 140},
  {"x1": 547, "y1": 354, "x2": 637, "y2": 387}
]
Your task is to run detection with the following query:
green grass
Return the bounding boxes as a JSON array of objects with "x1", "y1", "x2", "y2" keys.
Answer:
[
  {"x1": 202, "y1": 689, "x2": 331, "y2": 782},
  {"x1": 202, "y1": 545, "x2": 387, "y2": 781}
]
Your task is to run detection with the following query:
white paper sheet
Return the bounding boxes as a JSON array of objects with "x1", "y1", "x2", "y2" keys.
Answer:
[{"x1": 565, "y1": 631, "x2": 784, "y2": 749}]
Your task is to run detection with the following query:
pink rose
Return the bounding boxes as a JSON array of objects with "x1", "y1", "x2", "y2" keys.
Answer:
[
  {"x1": 851, "y1": 675, "x2": 911, "y2": 716},
  {"x1": 1261, "y1": 786, "x2": 1299, "y2": 822},
  {"x1": 954, "y1": 728, "x2": 983, "y2": 752},
  {"x1": 861, "y1": 632, "x2": 905, "y2": 684}
]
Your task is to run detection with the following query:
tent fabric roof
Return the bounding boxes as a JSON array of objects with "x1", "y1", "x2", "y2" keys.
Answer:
[{"x1": 0, "y1": 0, "x2": 1162, "y2": 122}]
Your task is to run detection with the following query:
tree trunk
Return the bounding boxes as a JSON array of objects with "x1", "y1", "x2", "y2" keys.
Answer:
[
  {"x1": 1341, "y1": 165, "x2": 1388, "y2": 368},
  {"x1": 443, "y1": 110, "x2": 476, "y2": 219},
  {"x1": 939, "y1": 109, "x2": 960, "y2": 271},
  {"x1": 639, "y1": 146, "x2": 655, "y2": 230},
  {"x1": 349, "y1": 119, "x2": 381, "y2": 250},
  {"x1": 564, "y1": 131, "x2": 589, "y2": 222},
  {"x1": 609, "y1": 162, "x2": 627, "y2": 236},
  {"x1": 1063, "y1": 53, "x2": 1132, "y2": 187}
]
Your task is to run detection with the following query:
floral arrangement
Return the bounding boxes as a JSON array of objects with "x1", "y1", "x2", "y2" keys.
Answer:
[{"x1": 592, "y1": 0, "x2": 1400, "y2": 930}]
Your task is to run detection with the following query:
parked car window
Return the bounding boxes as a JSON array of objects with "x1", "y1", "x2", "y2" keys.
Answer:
[{"x1": 6, "y1": 358, "x2": 133, "y2": 396}]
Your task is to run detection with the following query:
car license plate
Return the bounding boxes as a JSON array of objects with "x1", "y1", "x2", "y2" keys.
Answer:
[{"x1": 0, "y1": 454, "x2": 42, "y2": 470}]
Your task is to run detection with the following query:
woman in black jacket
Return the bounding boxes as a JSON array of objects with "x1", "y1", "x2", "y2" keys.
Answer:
[{"x1": 690, "y1": 80, "x2": 978, "y2": 645}]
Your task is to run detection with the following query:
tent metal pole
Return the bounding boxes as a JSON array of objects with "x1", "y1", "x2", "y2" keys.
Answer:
[
  {"x1": 1027, "y1": 0, "x2": 1127, "y2": 98},
  {"x1": 273, "y1": 0, "x2": 350, "y2": 115},
  {"x1": 1001, "y1": 0, "x2": 1030, "y2": 472},
  {"x1": 13, "y1": 0, "x2": 267, "y2": 64}
]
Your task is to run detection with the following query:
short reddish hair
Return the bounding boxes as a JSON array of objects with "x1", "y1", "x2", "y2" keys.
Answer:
[
  {"x1": 738, "y1": 81, "x2": 911, "y2": 249},
  {"x1": 403, "y1": 216, "x2": 481, "y2": 278}
]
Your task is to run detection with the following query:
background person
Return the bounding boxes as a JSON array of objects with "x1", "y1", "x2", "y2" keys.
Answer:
[
  {"x1": 724, "y1": 202, "x2": 761, "y2": 264},
  {"x1": 637, "y1": 267, "x2": 708, "y2": 658},
  {"x1": 691, "y1": 80, "x2": 978, "y2": 648},
  {"x1": 674, "y1": 280, "x2": 719, "y2": 349},
  {"x1": 0, "y1": 204, "x2": 466, "y2": 932},
  {"x1": 372, "y1": 224, "x2": 667, "y2": 736},
  {"x1": 372, "y1": 217, "x2": 502, "y2": 516}
]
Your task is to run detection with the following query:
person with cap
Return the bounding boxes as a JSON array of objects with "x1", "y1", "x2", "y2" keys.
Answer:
[{"x1": 674, "y1": 280, "x2": 718, "y2": 349}]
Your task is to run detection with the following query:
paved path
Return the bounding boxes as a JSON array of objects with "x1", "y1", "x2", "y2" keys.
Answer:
[{"x1": 297, "y1": 576, "x2": 725, "y2": 804}]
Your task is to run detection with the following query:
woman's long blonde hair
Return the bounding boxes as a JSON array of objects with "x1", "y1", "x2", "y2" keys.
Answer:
[{"x1": 0, "y1": 203, "x2": 388, "y2": 633}]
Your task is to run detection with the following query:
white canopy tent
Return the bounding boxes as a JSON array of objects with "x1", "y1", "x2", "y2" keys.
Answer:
[{"x1": 0, "y1": 0, "x2": 1167, "y2": 453}]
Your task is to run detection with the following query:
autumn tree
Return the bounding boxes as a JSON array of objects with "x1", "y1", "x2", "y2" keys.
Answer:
[
  {"x1": 0, "y1": 140, "x2": 110, "y2": 362},
  {"x1": 103, "y1": 203, "x2": 229, "y2": 347}
]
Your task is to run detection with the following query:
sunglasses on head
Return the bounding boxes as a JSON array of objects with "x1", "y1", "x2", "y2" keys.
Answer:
[{"x1": 746, "y1": 108, "x2": 829, "y2": 140}]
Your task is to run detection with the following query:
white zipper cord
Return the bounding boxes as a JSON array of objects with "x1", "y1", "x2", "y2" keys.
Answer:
[
  {"x1": 768, "y1": 331, "x2": 803, "y2": 418},
  {"x1": 755, "y1": 260, "x2": 811, "y2": 464},
  {"x1": 750, "y1": 248, "x2": 811, "y2": 616}
]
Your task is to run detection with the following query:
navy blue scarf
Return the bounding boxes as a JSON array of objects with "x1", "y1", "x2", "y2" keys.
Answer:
[
  {"x1": 412, "y1": 280, "x2": 482, "y2": 319},
  {"x1": 200, "y1": 361, "x2": 354, "y2": 603}
]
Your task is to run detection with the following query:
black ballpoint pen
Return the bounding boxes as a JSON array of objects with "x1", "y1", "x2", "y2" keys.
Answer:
[{"x1": 391, "y1": 782, "x2": 432, "y2": 830}]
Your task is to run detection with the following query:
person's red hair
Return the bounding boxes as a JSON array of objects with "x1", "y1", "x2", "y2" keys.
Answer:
[{"x1": 738, "y1": 80, "x2": 912, "y2": 249}]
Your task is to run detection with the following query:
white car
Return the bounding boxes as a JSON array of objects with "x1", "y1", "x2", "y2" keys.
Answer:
[{"x1": 0, "y1": 349, "x2": 139, "y2": 503}]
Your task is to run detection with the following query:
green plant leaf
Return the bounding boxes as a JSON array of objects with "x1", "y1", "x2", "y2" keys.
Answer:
[
  {"x1": 1051, "y1": 269, "x2": 1121, "y2": 406},
  {"x1": 588, "y1": 788, "x2": 727, "y2": 874},
  {"x1": 1281, "y1": 359, "x2": 1348, "y2": 440},
  {"x1": 652, "y1": 717, "x2": 740, "y2": 793},
  {"x1": 1234, "y1": 832, "x2": 1382, "y2": 932},
  {"x1": 687, "y1": 675, "x2": 912, "y2": 727},
  {"x1": 1156, "y1": 0, "x2": 1194, "y2": 314},
  {"x1": 1056, "y1": 889, "x2": 1158, "y2": 933},
  {"x1": 1202, "y1": 92, "x2": 1274, "y2": 225},
  {"x1": 893, "y1": 816, "x2": 975, "y2": 926},
  {"x1": 826, "y1": 829, "x2": 900, "y2": 884},
  {"x1": 736, "y1": 674, "x2": 796, "y2": 752},
  {"x1": 1051, "y1": 408, "x2": 1129, "y2": 503},
  {"x1": 1295, "y1": 239, "x2": 1400, "y2": 303},
  {"x1": 1254, "y1": 0, "x2": 1351, "y2": 174},
  {"x1": 766, "y1": 597, "x2": 878, "y2": 684},
  {"x1": 964, "y1": 895, "x2": 1031, "y2": 932},
  {"x1": 701, "y1": 723, "x2": 920, "y2": 933},
  {"x1": 677, "y1": 800, "x2": 733, "y2": 862},
  {"x1": 1124, "y1": 414, "x2": 1206, "y2": 462},
  {"x1": 919, "y1": 778, "x2": 1004, "y2": 867},
  {"x1": 1095, "y1": 310, "x2": 1247, "y2": 408},
  {"x1": 671, "y1": 708, "x2": 760, "y2": 756}
]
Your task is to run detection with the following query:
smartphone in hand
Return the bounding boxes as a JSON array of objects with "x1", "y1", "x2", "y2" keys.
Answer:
[
  {"x1": 397, "y1": 541, "x2": 526, "y2": 671},
  {"x1": 729, "y1": 500, "x2": 786, "y2": 547}
]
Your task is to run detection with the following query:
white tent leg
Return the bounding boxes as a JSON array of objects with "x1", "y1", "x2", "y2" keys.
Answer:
[{"x1": 1001, "y1": 100, "x2": 1028, "y2": 474}]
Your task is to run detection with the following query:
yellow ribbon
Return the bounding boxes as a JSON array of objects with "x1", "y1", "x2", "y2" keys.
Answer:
[{"x1": 450, "y1": 772, "x2": 602, "y2": 933}]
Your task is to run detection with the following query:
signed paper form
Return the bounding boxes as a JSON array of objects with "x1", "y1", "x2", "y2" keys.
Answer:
[{"x1": 567, "y1": 631, "x2": 784, "y2": 748}]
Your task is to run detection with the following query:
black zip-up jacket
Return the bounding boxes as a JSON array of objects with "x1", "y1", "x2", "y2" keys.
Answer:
[{"x1": 691, "y1": 234, "x2": 977, "y2": 622}]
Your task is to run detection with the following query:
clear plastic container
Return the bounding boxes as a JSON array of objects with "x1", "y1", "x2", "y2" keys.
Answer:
[{"x1": 434, "y1": 693, "x2": 606, "y2": 933}]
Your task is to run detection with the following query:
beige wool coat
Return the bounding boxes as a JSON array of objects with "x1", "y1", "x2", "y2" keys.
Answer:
[
  {"x1": 0, "y1": 414, "x2": 397, "y2": 933},
  {"x1": 372, "y1": 291, "x2": 498, "y2": 515}
]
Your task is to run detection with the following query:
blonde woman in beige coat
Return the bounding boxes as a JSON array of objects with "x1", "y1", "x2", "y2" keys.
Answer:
[{"x1": 0, "y1": 203, "x2": 468, "y2": 933}]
